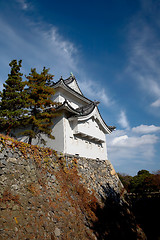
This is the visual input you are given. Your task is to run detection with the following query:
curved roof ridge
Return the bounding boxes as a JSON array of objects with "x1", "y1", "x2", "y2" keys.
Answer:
[
  {"x1": 96, "y1": 106, "x2": 116, "y2": 132},
  {"x1": 56, "y1": 99, "x2": 80, "y2": 114},
  {"x1": 64, "y1": 75, "x2": 75, "y2": 85},
  {"x1": 64, "y1": 75, "x2": 83, "y2": 95},
  {"x1": 69, "y1": 104, "x2": 116, "y2": 134},
  {"x1": 76, "y1": 102, "x2": 95, "y2": 116},
  {"x1": 53, "y1": 76, "x2": 93, "y2": 104}
]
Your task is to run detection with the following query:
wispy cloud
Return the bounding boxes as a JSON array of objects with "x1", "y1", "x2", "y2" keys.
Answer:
[
  {"x1": 79, "y1": 78, "x2": 112, "y2": 107},
  {"x1": 118, "y1": 110, "x2": 130, "y2": 129},
  {"x1": 126, "y1": 0, "x2": 160, "y2": 110},
  {"x1": 16, "y1": 0, "x2": 29, "y2": 10},
  {"x1": 0, "y1": 16, "x2": 79, "y2": 84},
  {"x1": 0, "y1": 5, "x2": 113, "y2": 107},
  {"x1": 151, "y1": 99, "x2": 160, "y2": 108}
]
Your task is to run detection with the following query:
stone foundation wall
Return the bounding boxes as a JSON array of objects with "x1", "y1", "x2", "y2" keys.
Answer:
[
  {"x1": 1, "y1": 135, "x2": 144, "y2": 240},
  {"x1": 64, "y1": 154, "x2": 124, "y2": 199},
  {"x1": 0, "y1": 135, "x2": 123, "y2": 201}
]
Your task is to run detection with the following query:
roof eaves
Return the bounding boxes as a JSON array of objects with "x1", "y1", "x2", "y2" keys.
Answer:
[
  {"x1": 54, "y1": 78, "x2": 92, "y2": 104},
  {"x1": 56, "y1": 100, "x2": 79, "y2": 115},
  {"x1": 96, "y1": 107, "x2": 116, "y2": 133},
  {"x1": 64, "y1": 76, "x2": 83, "y2": 95}
]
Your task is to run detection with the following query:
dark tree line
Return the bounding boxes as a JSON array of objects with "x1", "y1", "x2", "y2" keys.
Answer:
[
  {"x1": 118, "y1": 170, "x2": 160, "y2": 193},
  {"x1": 0, "y1": 60, "x2": 59, "y2": 144}
]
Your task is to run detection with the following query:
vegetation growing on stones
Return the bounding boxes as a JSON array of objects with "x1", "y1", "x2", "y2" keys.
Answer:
[{"x1": 0, "y1": 134, "x2": 146, "y2": 239}]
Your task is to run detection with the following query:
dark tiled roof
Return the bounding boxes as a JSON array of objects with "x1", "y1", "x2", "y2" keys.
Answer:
[
  {"x1": 55, "y1": 100, "x2": 79, "y2": 114},
  {"x1": 64, "y1": 75, "x2": 83, "y2": 95},
  {"x1": 64, "y1": 75, "x2": 75, "y2": 85},
  {"x1": 76, "y1": 102, "x2": 95, "y2": 116},
  {"x1": 54, "y1": 76, "x2": 116, "y2": 132},
  {"x1": 53, "y1": 76, "x2": 91, "y2": 103}
]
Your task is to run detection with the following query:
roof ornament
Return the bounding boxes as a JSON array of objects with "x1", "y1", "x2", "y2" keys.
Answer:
[
  {"x1": 60, "y1": 76, "x2": 63, "y2": 81},
  {"x1": 70, "y1": 72, "x2": 75, "y2": 79},
  {"x1": 94, "y1": 100, "x2": 100, "y2": 105}
]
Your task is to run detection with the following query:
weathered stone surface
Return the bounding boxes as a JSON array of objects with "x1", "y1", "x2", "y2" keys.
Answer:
[
  {"x1": 0, "y1": 135, "x2": 146, "y2": 240},
  {"x1": 7, "y1": 157, "x2": 17, "y2": 164},
  {"x1": 54, "y1": 227, "x2": 61, "y2": 237}
]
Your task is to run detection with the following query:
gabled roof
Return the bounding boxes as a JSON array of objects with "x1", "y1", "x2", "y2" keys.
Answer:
[
  {"x1": 69, "y1": 103, "x2": 115, "y2": 134},
  {"x1": 55, "y1": 99, "x2": 79, "y2": 114},
  {"x1": 76, "y1": 102, "x2": 95, "y2": 115},
  {"x1": 53, "y1": 76, "x2": 92, "y2": 104},
  {"x1": 56, "y1": 99, "x2": 115, "y2": 134},
  {"x1": 54, "y1": 75, "x2": 116, "y2": 134},
  {"x1": 64, "y1": 76, "x2": 83, "y2": 95}
]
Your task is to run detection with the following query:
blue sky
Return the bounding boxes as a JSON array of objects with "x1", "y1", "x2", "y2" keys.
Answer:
[{"x1": 0, "y1": 0, "x2": 160, "y2": 175}]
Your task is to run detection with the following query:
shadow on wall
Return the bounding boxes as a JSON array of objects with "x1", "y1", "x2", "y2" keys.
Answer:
[{"x1": 92, "y1": 184, "x2": 146, "y2": 240}]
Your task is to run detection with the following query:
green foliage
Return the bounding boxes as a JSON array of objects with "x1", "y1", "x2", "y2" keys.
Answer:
[
  {"x1": 137, "y1": 170, "x2": 150, "y2": 176},
  {"x1": 117, "y1": 173, "x2": 133, "y2": 190},
  {"x1": 0, "y1": 60, "x2": 61, "y2": 145},
  {"x1": 130, "y1": 170, "x2": 152, "y2": 193},
  {"x1": 22, "y1": 67, "x2": 59, "y2": 144},
  {"x1": 118, "y1": 170, "x2": 160, "y2": 193},
  {"x1": 0, "y1": 60, "x2": 27, "y2": 135}
]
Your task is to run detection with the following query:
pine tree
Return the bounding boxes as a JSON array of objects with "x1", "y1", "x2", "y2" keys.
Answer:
[
  {"x1": 0, "y1": 60, "x2": 27, "y2": 135},
  {"x1": 22, "y1": 67, "x2": 59, "y2": 144}
]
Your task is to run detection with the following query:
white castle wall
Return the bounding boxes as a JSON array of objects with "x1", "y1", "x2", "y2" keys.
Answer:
[{"x1": 63, "y1": 115, "x2": 108, "y2": 160}]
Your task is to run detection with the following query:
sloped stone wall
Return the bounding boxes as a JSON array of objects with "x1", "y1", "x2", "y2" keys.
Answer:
[
  {"x1": 0, "y1": 135, "x2": 145, "y2": 240},
  {"x1": 64, "y1": 154, "x2": 124, "y2": 199}
]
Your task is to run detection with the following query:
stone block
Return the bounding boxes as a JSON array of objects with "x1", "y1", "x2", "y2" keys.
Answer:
[
  {"x1": 25, "y1": 166, "x2": 31, "y2": 172},
  {"x1": 12, "y1": 184, "x2": 19, "y2": 190},
  {"x1": 0, "y1": 153, "x2": 4, "y2": 159},
  {"x1": 7, "y1": 158, "x2": 17, "y2": 164},
  {"x1": 54, "y1": 227, "x2": 61, "y2": 237}
]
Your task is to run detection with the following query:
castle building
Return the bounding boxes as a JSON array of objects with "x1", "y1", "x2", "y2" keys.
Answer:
[
  {"x1": 16, "y1": 75, "x2": 115, "y2": 160},
  {"x1": 47, "y1": 75, "x2": 115, "y2": 160}
]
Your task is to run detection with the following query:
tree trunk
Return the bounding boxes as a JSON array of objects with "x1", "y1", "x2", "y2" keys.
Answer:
[
  {"x1": 28, "y1": 124, "x2": 34, "y2": 145},
  {"x1": 28, "y1": 136, "x2": 32, "y2": 145},
  {"x1": 6, "y1": 124, "x2": 12, "y2": 136}
]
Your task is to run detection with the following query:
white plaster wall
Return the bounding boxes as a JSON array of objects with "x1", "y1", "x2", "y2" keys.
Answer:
[
  {"x1": 14, "y1": 86, "x2": 108, "y2": 159},
  {"x1": 41, "y1": 115, "x2": 65, "y2": 152},
  {"x1": 52, "y1": 93, "x2": 65, "y2": 105},
  {"x1": 64, "y1": 117, "x2": 108, "y2": 160},
  {"x1": 67, "y1": 81, "x2": 82, "y2": 95},
  {"x1": 14, "y1": 114, "x2": 108, "y2": 159},
  {"x1": 13, "y1": 127, "x2": 30, "y2": 143},
  {"x1": 52, "y1": 88, "x2": 88, "y2": 109},
  {"x1": 76, "y1": 118, "x2": 106, "y2": 142},
  {"x1": 66, "y1": 134, "x2": 107, "y2": 160},
  {"x1": 14, "y1": 115, "x2": 65, "y2": 154}
]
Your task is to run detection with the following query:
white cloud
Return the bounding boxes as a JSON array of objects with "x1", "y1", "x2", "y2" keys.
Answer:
[
  {"x1": 16, "y1": 0, "x2": 28, "y2": 10},
  {"x1": 0, "y1": 16, "x2": 79, "y2": 81},
  {"x1": 118, "y1": 110, "x2": 130, "y2": 129},
  {"x1": 132, "y1": 124, "x2": 160, "y2": 134},
  {"x1": 0, "y1": 77, "x2": 4, "y2": 91},
  {"x1": 112, "y1": 135, "x2": 128, "y2": 145},
  {"x1": 126, "y1": 1, "x2": 160, "y2": 109},
  {"x1": 107, "y1": 126, "x2": 160, "y2": 174},
  {"x1": 79, "y1": 78, "x2": 112, "y2": 107},
  {"x1": 151, "y1": 99, "x2": 160, "y2": 108},
  {"x1": 42, "y1": 27, "x2": 78, "y2": 73},
  {"x1": 0, "y1": 13, "x2": 114, "y2": 107},
  {"x1": 110, "y1": 132, "x2": 158, "y2": 148}
]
